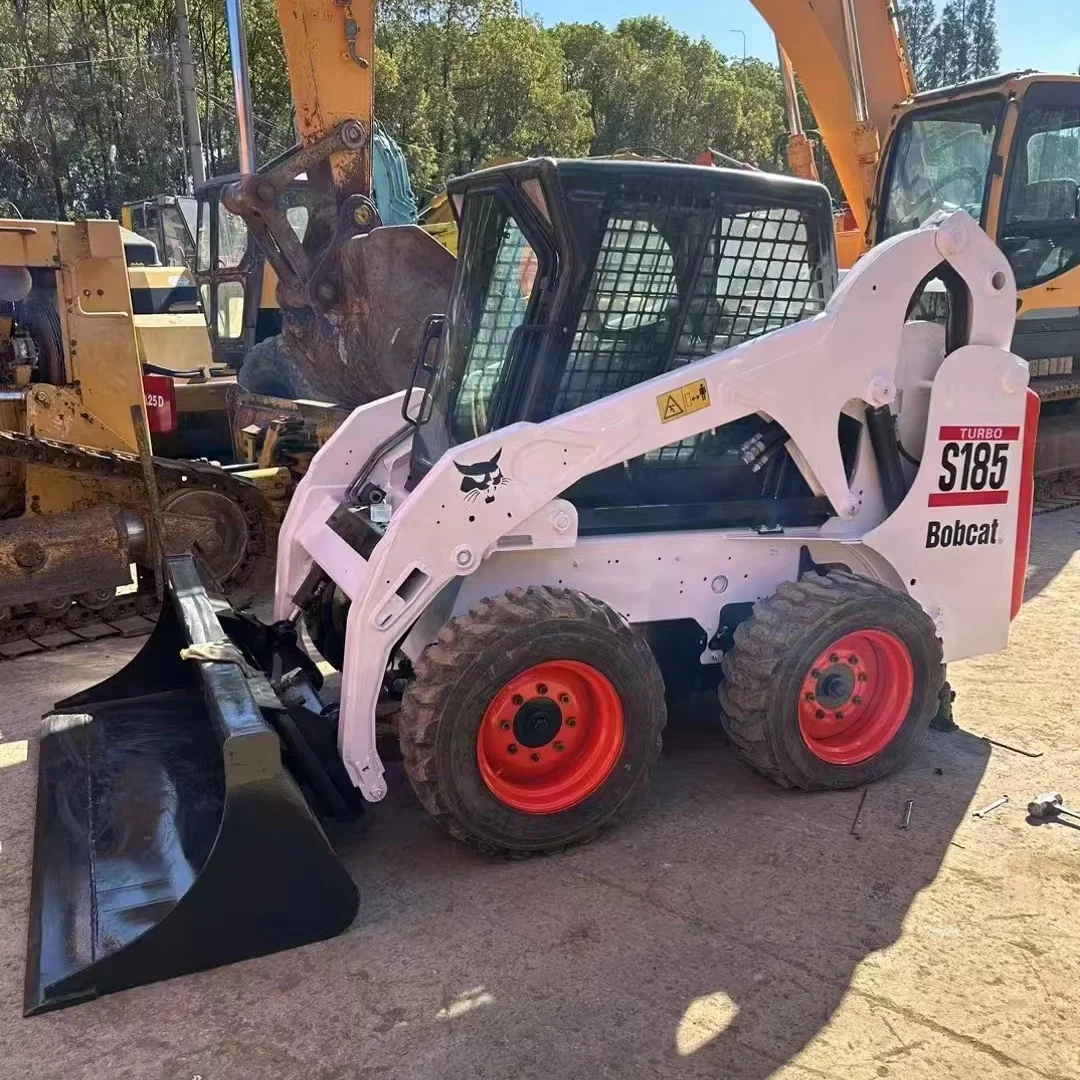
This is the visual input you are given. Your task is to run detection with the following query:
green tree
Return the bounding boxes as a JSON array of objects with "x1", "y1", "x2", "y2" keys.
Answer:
[
  {"x1": 901, "y1": 0, "x2": 938, "y2": 89},
  {"x1": 903, "y1": 0, "x2": 1000, "y2": 90},
  {"x1": 550, "y1": 18, "x2": 785, "y2": 168},
  {"x1": 966, "y1": 0, "x2": 1000, "y2": 77}
]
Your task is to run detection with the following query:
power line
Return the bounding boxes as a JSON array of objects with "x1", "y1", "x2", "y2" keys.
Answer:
[{"x1": 0, "y1": 52, "x2": 166, "y2": 75}]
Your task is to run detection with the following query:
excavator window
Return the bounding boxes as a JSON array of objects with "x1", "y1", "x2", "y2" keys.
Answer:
[
  {"x1": 196, "y1": 198, "x2": 212, "y2": 274},
  {"x1": 1000, "y1": 89, "x2": 1080, "y2": 289},
  {"x1": 879, "y1": 97, "x2": 1004, "y2": 239},
  {"x1": 218, "y1": 206, "x2": 249, "y2": 270},
  {"x1": 159, "y1": 204, "x2": 195, "y2": 270}
]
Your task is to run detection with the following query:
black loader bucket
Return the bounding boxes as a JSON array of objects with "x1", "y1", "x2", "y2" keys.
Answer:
[{"x1": 24, "y1": 555, "x2": 359, "y2": 1014}]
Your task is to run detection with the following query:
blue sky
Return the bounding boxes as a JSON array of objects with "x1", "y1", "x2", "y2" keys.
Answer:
[{"x1": 524, "y1": 0, "x2": 1079, "y2": 77}]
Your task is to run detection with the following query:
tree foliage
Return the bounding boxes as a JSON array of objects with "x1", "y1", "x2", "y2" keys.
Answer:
[
  {"x1": 0, "y1": 0, "x2": 828, "y2": 220},
  {"x1": 902, "y1": 0, "x2": 1001, "y2": 91}
]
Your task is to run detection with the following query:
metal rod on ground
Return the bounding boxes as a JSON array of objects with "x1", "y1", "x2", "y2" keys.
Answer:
[
  {"x1": 224, "y1": 0, "x2": 256, "y2": 174},
  {"x1": 175, "y1": 0, "x2": 205, "y2": 189},
  {"x1": 973, "y1": 795, "x2": 1009, "y2": 819},
  {"x1": 901, "y1": 800, "x2": 913, "y2": 830},
  {"x1": 980, "y1": 735, "x2": 1044, "y2": 758},
  {"x1": 850, "y1": 787, "x2": 869, "y2": 836}
]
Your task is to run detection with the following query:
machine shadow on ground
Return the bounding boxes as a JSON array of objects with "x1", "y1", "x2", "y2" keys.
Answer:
[
  {"x1": 320, "y1": 713, "x2": 991, "y2": 1080},
  {"x1": 1023, "y1": 509, "x2": 1080, "y2": 601},
  {"x1": 0, "y1": 654, "x2": 991, "y2": 1080}
]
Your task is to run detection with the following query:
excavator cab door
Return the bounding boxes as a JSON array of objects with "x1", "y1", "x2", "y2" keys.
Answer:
[
  {"x1": 998, "y1": 81, "x2": 1080, "y2": 292},
  {"x1": 194, "y1": 183, "x2": 258, "y2": 369}
]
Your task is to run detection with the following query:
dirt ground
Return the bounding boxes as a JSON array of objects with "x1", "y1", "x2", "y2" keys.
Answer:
[{"x1": 1, "y1": 510, "x2": 1079, "y2": 1080}]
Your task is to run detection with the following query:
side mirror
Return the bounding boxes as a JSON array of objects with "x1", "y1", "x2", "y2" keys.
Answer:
[{"x1": 402, "y1": 313, "x2": 446, "y2": 426}]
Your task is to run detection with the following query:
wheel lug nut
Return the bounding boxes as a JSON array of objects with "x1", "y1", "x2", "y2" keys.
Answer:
[
  {"x1": 835, "y1": 711, "x2": 844, "y2": 720},
  {"x1": 558, "y1": 693, "x2": 571, "y2": 705},
  {"x1": 829, "y1": 653, "x2": 839, "y2": 663},
  {"x1": 537, "y1": 683, "x2": 548, "y2": 695},
  {"x1": 857, "y1": 673, "x2": 868, "y2": 682},
  {"x1": 804, "y1": 692, "x2": 815, "y2": 702},
  {"x1": 566, "y1": 718, "x2": 577, "y2": 727},
  {"x1": 553, "y1": 741, "x2": 564, "y2": 751},
  {"x1": 852, "y1": 695, "x2": 862, "y2": 705},
  {"x1": 815, "y1": 709, "x2": 825, "y2": 720},
  {"x1": 499, "y1": 720, "x2": 510, "y2": 730},
  {"x1": 507, "y1": 743, "x2": 518, "y2": 754},
  {"x1": 811, "y1": 669, "x2": 820, "y2": 679},
  {"x1": 848, "y1": 655, "x2": 858, "y2": 664},
  {"x1": 530, "y1": 752, "x2": 540, "y2": 762},
  {"x1": 512, "y1": 694, "x2": 524, "y2": 706}
]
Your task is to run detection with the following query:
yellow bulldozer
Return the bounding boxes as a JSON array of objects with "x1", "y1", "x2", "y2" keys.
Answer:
[
  {"x1": 0, "y1": 0, "x2": 455, "y2": 656},
  {"x1": 0, "y1": 216, "x2": 278, "y2": 655}
]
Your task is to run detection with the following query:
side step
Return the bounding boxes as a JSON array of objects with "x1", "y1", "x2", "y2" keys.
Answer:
[{"x1": 24, "y1": 555, "x2": 359, "y2": 1015}]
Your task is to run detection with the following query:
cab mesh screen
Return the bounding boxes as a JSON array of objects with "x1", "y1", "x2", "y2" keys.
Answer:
[{"x1": 555, "y1": 196, "x2": 826, "y2": 419}]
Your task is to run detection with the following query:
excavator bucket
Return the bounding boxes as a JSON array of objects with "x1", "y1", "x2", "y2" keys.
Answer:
[{"x1": 23, "y1": 555, "x2": 359, "y2": 1015}]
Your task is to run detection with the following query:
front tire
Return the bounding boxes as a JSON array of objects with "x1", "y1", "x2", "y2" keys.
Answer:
[
  {"x1": 719, "y1": 571, "x2": 944, "y2": 790},
  {"x1": 399, "y1": 587, "x2": 666, "y2": 855}
]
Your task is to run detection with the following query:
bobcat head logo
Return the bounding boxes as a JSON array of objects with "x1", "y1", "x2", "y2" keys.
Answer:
[{"x1": 455, "y1": 448, "x2": 510, "y2": 504}]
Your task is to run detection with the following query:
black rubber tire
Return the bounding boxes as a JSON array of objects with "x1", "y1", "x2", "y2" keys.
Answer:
[
  {"x1": 718, "y1": 571, "x2": 944, "y2": 790},
  {"x1": 17, "y1": 292, "x2": 64, "y2": 384},
  {"x1": 399, "y1": 586, "x2": 666, "y2": 856},
  {"x1": 305, "y1": 584, "x2": 350, "y2": 671},
  {"x1": 238, "y1": 334, "x2": 299, "y2": 398}
]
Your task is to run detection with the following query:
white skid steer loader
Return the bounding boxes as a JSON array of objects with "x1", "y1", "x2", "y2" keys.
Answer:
[{"x1": 25, "y1": 159, "x2": 1037, "y2": 1012}]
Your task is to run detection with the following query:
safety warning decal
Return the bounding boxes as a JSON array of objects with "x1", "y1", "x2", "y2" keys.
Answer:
[
  {"x1": 929, "y1": 423, "x2": 1017, "y2": 508},
  {"x1": 657, "y1": 379, "x2": 710, "y2": 424}
]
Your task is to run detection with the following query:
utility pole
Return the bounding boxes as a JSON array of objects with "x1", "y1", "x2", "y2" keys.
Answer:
[
  {"x1": 175, "y1": 0, "x2": 205, "y2": 188},
  {"x1": 225, "y1": 0, "x2": 257, "y2": 174}
]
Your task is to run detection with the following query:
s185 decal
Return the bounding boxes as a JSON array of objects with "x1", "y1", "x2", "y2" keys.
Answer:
[{"x1": 929, "y1": 425, "x2": 1018, "y2": 508}]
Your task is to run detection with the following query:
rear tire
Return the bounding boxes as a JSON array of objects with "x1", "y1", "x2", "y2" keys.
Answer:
[
  {"x1": 719, "y1": 571, "x2": 944, "y2": 790},
  {"x1": 305, "y1": 584, "x2": 350, "y2": 671},
  {"x1": 399, "y1": 586, "x2": 666, "y2": 855},
  {"x1": 18, "y1": 292, "x2": 65, "y2": 384}
]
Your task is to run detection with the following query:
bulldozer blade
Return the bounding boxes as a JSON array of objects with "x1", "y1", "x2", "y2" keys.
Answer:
[{"x1": 24, "y1": 554, "x2": 359, "y2": 1015}]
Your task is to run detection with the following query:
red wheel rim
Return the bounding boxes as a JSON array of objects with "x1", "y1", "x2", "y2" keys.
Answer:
[
  {"x1": 476, "y1": 660, "x2": 625, "y2": 814},
  {"x1": 796, "y1": 629, "x2": 914, "y2": 765}
]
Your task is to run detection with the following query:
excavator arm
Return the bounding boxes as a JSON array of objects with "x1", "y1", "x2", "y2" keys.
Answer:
[
  {"x1": 753, "y1": 0, "x2": 915, "y2": 232},
  {"x1": 276, "y1": 0, "x2": 373, "y2": 197},
  {"x1": 222, "y1": 0, "x2": 455, "y2": 407}
]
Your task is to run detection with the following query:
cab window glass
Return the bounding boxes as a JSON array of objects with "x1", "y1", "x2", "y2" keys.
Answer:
[
  {"x1": 447, "y1": 199, "x2": 538, "y2": 443},
  {"x1": 1002, "y1": 105, "x2": 1080, "y2": 288}
]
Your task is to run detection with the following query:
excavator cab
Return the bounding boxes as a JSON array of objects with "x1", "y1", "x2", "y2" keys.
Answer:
[{"x1": 875, "y1": 73, "x2": 1080, "y2": 476}]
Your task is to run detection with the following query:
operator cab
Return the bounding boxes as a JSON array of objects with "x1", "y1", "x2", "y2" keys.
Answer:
[{"x1": 406, "y1": 158, "x2": 848, "y2": 534}]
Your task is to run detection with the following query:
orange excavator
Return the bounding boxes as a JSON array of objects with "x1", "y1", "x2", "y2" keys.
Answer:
[{"x1": 758, "y1": 0, "x2": 1080, "y2": 482}]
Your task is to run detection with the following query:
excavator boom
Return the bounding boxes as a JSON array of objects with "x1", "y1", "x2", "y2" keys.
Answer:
[
  {"x1": 754, "y1": 0, "x2": 914, "y2": 231},
  {"x1": 277, "y1": 0, "x2": 374, "y2": 196}
]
